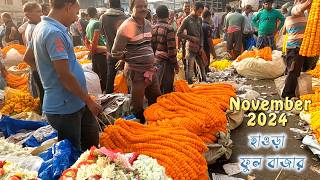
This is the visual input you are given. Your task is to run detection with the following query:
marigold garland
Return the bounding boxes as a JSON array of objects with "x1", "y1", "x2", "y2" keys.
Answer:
[
  {"x1": 307, "y1": 64, "x2": 320, "y2": 78},
  {"x1": 143, "y1": 80, "x2": 234, "y2": 143},
  {"x1": 299, "y1": 0, "x2": 320, "y2": 57},
  {"x1": 236, "y1": 47, "x2": 272, "y2": 62},
  {"x1": 114, "y1": 73, "x2": 128, "y2": 94},
  {"x1": 100, "y1": 119, "x2": 208, "y2": 180},
  {"x1": 5, "y1": 72, "x2": 28, "y2": 90},
  {"x1": 2, "y1": 44, "x2": 26, "y2": 58}
]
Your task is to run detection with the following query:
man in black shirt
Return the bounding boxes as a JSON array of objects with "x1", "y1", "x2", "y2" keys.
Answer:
[
  {"x1": 202, "y1": 10, "x2": 216, "y2": 73},
  {"x1": 1, "y1": 13, "x2": 21, "y2": 45}
]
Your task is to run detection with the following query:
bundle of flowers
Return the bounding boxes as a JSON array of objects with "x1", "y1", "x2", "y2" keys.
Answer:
[
  {"x1": 212, "y1": 38, "x2": 222, "y2": 46},
  {"x1": 209, "y1": 59, "x2": 232, "y2": 71},
  {"x1": 100, "y1": 119, "x2": 208, "y2": 180},
  {"x1": 144, "y1": 92, "x2": 228, "y2": 143},
  {"x1": 60, "y1": 146, "x2": 171, "y2": 180},
  {"x1": 5, "y1": 73, "x2": 28, "y2": 91},
  {"x1": 1, "y1": 44, "x2": 26, "y2": 58},
  {"x1": 114, "y1": 73, "x2": 128, "y2": 94},
  {"x1": 0, "y1": 161, "x2": 38, "y2": 180},
  {"x1": 299, "y1": 0, "x2": 320, "y2": 57},
  {"x1": 17, "y1": 63, "x2": 29, "y2": 70},
  {"x1": 74, "y1": 47, "x2": 90, "y2": 61},
  {"x1": 0, "y1": 88, "x2": 40, "y2": 115},
  {"x1": 0, "y1": 138, "x2": 33, "y2": 157},
  {"x1": 236, "y1": 47, "x2": 272, "y2": 62},
  {"x1": 307, "y1": 64, "x2": 320, "y2": 78}
]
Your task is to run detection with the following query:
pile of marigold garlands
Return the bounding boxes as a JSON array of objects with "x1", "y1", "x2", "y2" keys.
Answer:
[
  {"x1": 299, "y1": 0, "x2": 320, "y2": 57},
  {"x1": 236, "y1": 47, "x2": 272, "y2": 62},
  {"x1": 300, "y1": 90, "x2": 320, "y2": 143},
  {"x1": 144, "y1": 80, "x2": 235, "y2": 143},
  {"x1": 0, "y1": 88, "x2": 40, "y2": 115},
  {"x1": 100, "y1": 119, "x2": 208, "y2": 180}
]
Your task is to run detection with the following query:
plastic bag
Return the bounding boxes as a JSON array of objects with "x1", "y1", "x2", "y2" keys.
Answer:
[
  {"x1": 84, "y1": 71, "x2": 102, "y2": 94},
  {"x1": 3, "y1": 48, "x2": 24, "y2": 68},
  {"x1": 245, "y1": 37, "x2": 256, "y2": 50},
  {"x1": 38, "y1": 140, "x2": 81, "y2": 180},
  {"x1": 233, "y1": 50, "x2": 285, "y2": 80},
  {"x1": 205, "y1": 132, "x2": 232, "y2": 165},
  {"x1": 0, "y1": 116, "x2": 48, "y2": 137},
  {"x1": 274, "y1": 73, "x2": 312, "y2": 97},
  {"x1": 0, "y1": 155, "x2": 43, "y2": 172},
  {"x1": 23, "y1": 125, "x2": 57, "y2": 147}
]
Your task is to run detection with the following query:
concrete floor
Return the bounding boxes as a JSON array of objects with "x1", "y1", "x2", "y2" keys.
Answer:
[{"x1": 208, "y1": 79, "x2": 320, "y2": 180}]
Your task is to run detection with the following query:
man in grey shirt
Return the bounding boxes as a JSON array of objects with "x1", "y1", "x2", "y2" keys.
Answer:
[
  {"x1": 177, "y1": 2, "x2": 206, "y2": 84},
  {"x1": 100, "y1": 0, "x2": 127, "y2": 93}
]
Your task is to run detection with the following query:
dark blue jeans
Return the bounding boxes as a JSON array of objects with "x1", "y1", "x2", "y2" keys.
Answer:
[
  {"x1": 257, "y1": 35, "x2": 276, "y2": 50},
  {"x1": 45, "y1": 106, "x2": 99, "y2": 151}
]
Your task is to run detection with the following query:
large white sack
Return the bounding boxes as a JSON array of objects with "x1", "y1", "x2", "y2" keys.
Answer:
[
  {"x1": 84, "y1": 70, "x2": 102, "y2": 94},
  {"x1": 4, "y1": 48, "x2": 24, "y2": 68},
  {"x1": 241, "y1": 0, "x2": 259, "y2": 11},
  {"x1": 233, "y1": 50, "x2": 285, "y2": 80}
]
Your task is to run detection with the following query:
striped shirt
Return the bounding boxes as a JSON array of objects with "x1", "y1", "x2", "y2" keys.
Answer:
[
  {"x1": 285, "y1": 4, "x2": 308, "y2": 49},
  {"x1": 151, "y1": 20, "x2": 177, "y2": 64},
  {"x1": 112, "y1": 17, "x2": 155, "y2": 72}
]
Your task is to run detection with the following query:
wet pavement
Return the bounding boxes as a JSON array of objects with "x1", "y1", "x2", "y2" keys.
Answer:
[{"x1": 208, "y1": 79, "x2": 320, "y2": 180}]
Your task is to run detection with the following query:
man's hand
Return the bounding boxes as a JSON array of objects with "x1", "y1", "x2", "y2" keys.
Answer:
[
  {"x1": 190, "y1": 36, "x2": 200, "y2": 43},
  {"x1": 174, "y1": 63, "x2": 179, "y2": 74},
  {"x1": 115, "y1": 60, "x2": 125, "y2": 70},
  {"x1": 86, "y1": 98, "x2": 103, "y2": 116}
]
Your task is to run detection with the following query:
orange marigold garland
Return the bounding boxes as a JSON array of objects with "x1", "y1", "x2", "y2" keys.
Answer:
[
  {"x1": 236, "y1": 47, "x2": 272, "y2": 62},
  {"x1": 100, "y1": 119, "x2": 208, "y2": 180}
]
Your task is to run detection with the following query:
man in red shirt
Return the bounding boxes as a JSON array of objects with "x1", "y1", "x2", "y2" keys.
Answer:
[{"x1": 177, "y1": 2, "x2": 190, "y2": 74}]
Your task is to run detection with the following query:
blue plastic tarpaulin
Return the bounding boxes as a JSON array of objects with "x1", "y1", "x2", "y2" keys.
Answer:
[{"x1": 0, "y1": 115, "x2": 48, "y2": 137}]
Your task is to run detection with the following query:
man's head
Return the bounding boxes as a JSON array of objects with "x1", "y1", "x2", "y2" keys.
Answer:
[
  {"x1": 156, "y1": 5, "x2": 169, "y2": 20},
  {"x1": 202, "y1": 10, "x2": 211, "y2": 22},
  {"x1": 193, "y1": 2, "x2": 204, "y2": 17},
  {"x1": 1, "y1": 12, "x2": 12, "y2": 23},
  {"x1": 23, "y1": 2, "x2": 42, "y2": 24},
  {"x1": 245, "y1": 5, "x2": 253, "y2": 14},
  {"x1": 183, "y1": 2, "x2": 190, "y2": 15},
  {"x1": 263, "y1": 0, "x2": 273, "y2": 10},
  {"x1": 204, "y1": 4, "x2": 210, "y2": 12},
  {"x1": 49, "y1": 0, "x2": 80, "y2": 26},
  {"x1": 109, "y1": 0, "x2": 121, "y2": 9},
  {"x1": 80, "y1": 12, "x2": 87, "y2": 19},
  {"x1": 225, "y1": 5, "x2": 231, "y2": 13},
  {"x1": 231, "y1": 7, "x2": 235, "y2": 12},
  {"x1": 236, "y1": 8, "x2": 242, "y2": 13},
  {"x1": 130, "y1": 0, "x2": 148, "y2": 20},
  {"x1": 41, "y1": 3, "x2": 50, "y2": 16},
  {"x1": 87, "y1": 7, "x2": 98, "y2": 18}
]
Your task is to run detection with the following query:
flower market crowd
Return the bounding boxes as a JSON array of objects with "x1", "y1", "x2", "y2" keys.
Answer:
[{"x1": 0, "y1": 0, "x2": 319, "y2": 179}]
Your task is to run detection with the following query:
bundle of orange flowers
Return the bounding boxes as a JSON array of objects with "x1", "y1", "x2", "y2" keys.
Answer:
[
  {"x1": 17, "y1": 62, "x2": 29, "y2": 70},
  {"x1": 307, "y1": 64, "x2": 320, "y2": 78},
  {"x1": 144, "y1": 92, "x2": 228, "y2": 143},
  {"x1": 174, "y1": 80, "x2": 236, "y2": 110},
  {"x1": 114, "y1": 73, "x2": 128, "y2": 94},
  {"x1": 73, "y1": 46, "x2": 89, "y2": 53},
  {"x1": 1, "y1": 44, "x2": 26, "y2": 58},
  {"x1": 212, "y1": 38, "x2": 222, "y2": 46},
  {"x1": 100, "y1": 119, "x2": 208, "y2": 180},
  {"x1": 300, "y1": 93, "x2": 320, "y2": 103},
  {"x1": 299, "y1": 0, "x2": 320, "y2": 57},
  {"x1": 236, "y1": 47, "x2": 272, "y2": 62},
  {"x1": 5, "y1": 72, "x2": 28, "y2": 91},
  {"x1": 143, "y1": 80, "x2": 234, "y2": 143}
]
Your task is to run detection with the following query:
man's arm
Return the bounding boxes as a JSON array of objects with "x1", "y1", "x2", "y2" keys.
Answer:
[
  {"x1": 277, "y1": 11, "x2": 285, "y2": 31},
  {"x1": 177, "y1": 18, "x2": 199, "y2": 43},
  {"x1": 91, "y1": 22, "x2": 107, "y2": 54},
  {"x1": 9, "y1": 27, "x2": 17, "y2": 41},
  {"x1": 252, "y1": 12, "x2": 260, "y2": 28},
  {"x1": 23, "y1": 47, "x2": 36, "y2": 70},
  {"x1": 167, "y1": 27, "x2": 178, "y2": 64},
  {"x1": 111, "y1": 24, "x2": 129, "y2": 61},
  {"x1": 208, "y1": 28, "x2": 216, "y2": 58},
  {"x1": 292, "y1": 0, "x2": 312, "y2": 16}
]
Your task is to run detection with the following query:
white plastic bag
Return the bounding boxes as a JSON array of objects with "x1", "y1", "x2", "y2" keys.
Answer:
[
  {"x1": 233, "y1": 50, "x2": 285, "y2": 80},
  {"x1": 3, "y1": 49, "x2": 24, "y2": 68},
  {"x1": 84, "y1": 71, "x2": 102, "y2": 94}
]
